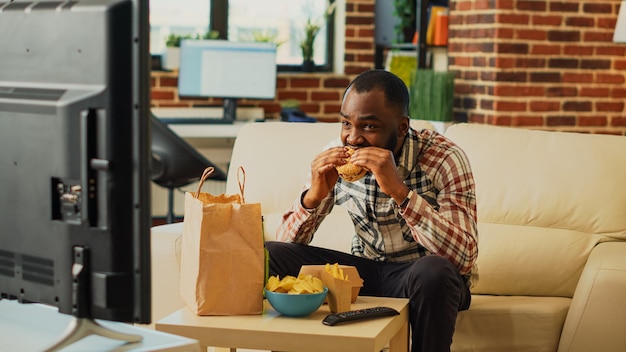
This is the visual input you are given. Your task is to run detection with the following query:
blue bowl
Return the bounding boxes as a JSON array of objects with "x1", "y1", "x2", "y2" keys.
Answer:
[{"x1": 265, "y1": 287, "x2": 328, "y2": 317}]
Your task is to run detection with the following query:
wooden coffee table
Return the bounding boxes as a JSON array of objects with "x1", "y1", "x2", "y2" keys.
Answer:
[{"x1": 155, "y1": 296, "x2": 409, "y2": 352}]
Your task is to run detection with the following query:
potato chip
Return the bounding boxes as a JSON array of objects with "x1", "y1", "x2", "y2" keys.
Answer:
[
  {"x1": 265, "y1": 274, "x2": 325, "y2": 294},
  {"x1": 325, "y1": 263, "x2": 349, "y2": 281}
]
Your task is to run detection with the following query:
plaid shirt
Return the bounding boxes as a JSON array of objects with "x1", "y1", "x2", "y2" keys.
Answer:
[{"x1": 276, "y1": 128, "x2": 478, "y2": 281}]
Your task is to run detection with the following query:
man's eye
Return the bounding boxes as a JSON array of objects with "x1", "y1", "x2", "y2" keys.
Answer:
[{"x1": 364, "y1": 123, "x2": 376, "y2": 130}]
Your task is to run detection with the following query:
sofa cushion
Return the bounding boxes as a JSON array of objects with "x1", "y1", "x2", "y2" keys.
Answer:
[
  {"x1": 452, "y1": 295, "x2": 571, "y2": 352},
  {"x1": 445, "y1": 124, "x2": 626, "y2": 297},
  {"x1": 226, "y1": 120, "x2": 436, "y2": 250}
]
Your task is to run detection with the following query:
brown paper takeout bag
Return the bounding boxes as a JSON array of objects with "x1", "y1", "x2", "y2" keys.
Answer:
[{"x1": 179, "y1": 167, "x2": 265, "y2": 315}]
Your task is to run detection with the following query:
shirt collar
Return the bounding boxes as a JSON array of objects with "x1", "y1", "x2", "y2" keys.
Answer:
[{"x1": 396, "y1": 127, "x2": 419, "y2": 180}]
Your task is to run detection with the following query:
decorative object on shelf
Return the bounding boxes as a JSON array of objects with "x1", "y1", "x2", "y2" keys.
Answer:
[
  {"x1": 386, "y1": 50, "x2": 418, "y2": 89},
  {"x1": 409, "y1": 69, "x2": 454, "y2": 122},
  {"x1": 163, "y1": 31, "x2": 219, "y2": 71},
  {"x1": 299, "y1": 0, "x2": 336, "y2": 72},
  {"x1": 392, "y1": 0, "x2": 416, "y2": 44}
]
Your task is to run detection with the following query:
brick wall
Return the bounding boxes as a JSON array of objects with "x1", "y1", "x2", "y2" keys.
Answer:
[
  {"x1": 449, "y1": 0, "x2": 626, "y2": 135},
  {"x1": 151, "y1": 0, "x2": 376, "y2": 123},
  {"x1": 151, "y1": 0, "x2": 625, "y2": 135}
]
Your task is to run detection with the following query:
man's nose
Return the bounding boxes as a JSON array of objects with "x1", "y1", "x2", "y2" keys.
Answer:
[{"x1": 346, "y1": 129, "x2": 363, "y2": 146}]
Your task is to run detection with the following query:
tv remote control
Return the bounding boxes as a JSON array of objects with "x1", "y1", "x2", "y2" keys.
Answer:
[{"x1": 322, "y1": 306, "x2": 399, "y2": 326}]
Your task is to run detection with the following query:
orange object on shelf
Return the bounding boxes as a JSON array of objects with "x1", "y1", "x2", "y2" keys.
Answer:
[{"x1": 433, "y1": 11, "x2": 449, "y2": 46}]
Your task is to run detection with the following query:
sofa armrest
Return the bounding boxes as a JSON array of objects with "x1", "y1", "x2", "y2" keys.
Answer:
[{"x1": 558, "y1": 241, "x2": 626, "y2": 352}]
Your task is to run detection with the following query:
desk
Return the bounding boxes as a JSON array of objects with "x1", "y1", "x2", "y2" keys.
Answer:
[
  {"x1": 0, "y1": 299, "x2": 200, "y2": 352},
  {"x1": 156, "y1": 296, "x2": 409, "y2": 352},
  {"x1": 151, "y1": 107, "x2": 263, "y2": 139}
]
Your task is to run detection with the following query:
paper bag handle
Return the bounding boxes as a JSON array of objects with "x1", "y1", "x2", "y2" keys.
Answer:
[
  {"x1": 237, "y1": 166, "x2": 246, "y2": 204},
  {"x1": 193, "y1": 167, "x2": 215, "y2": 199}
]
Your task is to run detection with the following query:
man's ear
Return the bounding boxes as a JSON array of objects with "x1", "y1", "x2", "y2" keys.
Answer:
[{"x1": 398, "y1": 115, "x2": 410, "y2": 137}]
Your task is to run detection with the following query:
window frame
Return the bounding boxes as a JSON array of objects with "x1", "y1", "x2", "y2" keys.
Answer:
[{"x1": 210, "y1": 0, "x2": 335, "y2": 73}]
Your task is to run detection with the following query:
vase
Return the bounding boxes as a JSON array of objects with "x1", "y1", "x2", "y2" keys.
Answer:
[
  {"x1": 301, "y1": 60, "x2": 315, "y2": 72},
  {"x1": 163, "y1": 47, "x2": 180, "y2": 71}
]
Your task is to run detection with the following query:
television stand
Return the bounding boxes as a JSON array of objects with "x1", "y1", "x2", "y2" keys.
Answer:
[
  {"x1": 45, "y1": 317, "x2": 142, "y2": 352},
  {"x1": 45, "y1": 246, "x2": 144, "y2": 351}
]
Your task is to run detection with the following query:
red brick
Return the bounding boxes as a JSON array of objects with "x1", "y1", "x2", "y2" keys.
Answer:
[
  {"x1": 596, "y1": 46, "x2": 626, "y2": 56},
  {"x1": 546, "y1": 87, "x2": 577, "y2": 97},
  {"x1": 578, "y1": 115, "x2": 608, "y2": 127},
  {"x1": 596, "y1": 74, "x2": 626, "y2": 84},
  {"x1": 583, "y1": 3, "x2": 612, "y2": 14},
  {"x1": 580, "y1": 87, "x2": 610, "y2": 97},
  {"x1": 495, "y1": 100, "x2": 527, "y2": 112},
  {"x1": 517, "y1": 29, "x2": 547, "y2": 40},
  {"x1": 547, "y1": 30, "x2": 581, "y2": 42},
  {"x1": 565, "y1": 17, "x2": 595, "y2": 27},
  {"x1": 563, "y1": 45, "x2": 594, "y2": 56},
  {"x1": 496, "y1": 28, "x2": 515, "y2": 39},
  {"x1": 611, "y1": 116, "x2": 626, "y2": 127},
  {"x1": 277, "y1": 91, "x2": 308, "y2": 101},
  {"x1": 532, "y1": 15, "x2": 562, "y2": 26},
  {"x1": 596, "y1": 102, "x2": 625, "y2": 112},
  {"x1": 583, "y1": 32, "x2": 614, "y2": 42},
  {"x1": 562, "y1": 72, "x2": 593, "y2": 83},
  {"x1": 511, "y1": 115, "x2": 545, "y2": 126},
  {"x1": 290, "y1": 78, "x2": 322, "y2": 88},
  {"x1": 530, "y1": 101, "x2": 560, "y2": 112},
  {"x1": 159, "y1": 77, "x2": 178, "y2": 87},
  {"x1": 493, "y1": 85, "x2": 544, "y2": 97},
  {"x1": 345, "y1": 16, "x2": 374, "y2": 26},
  {"x1": 531, "y1": 44, "x2": 561, "y2": 55},
  {"x1": 323, "y1": 103, "x2": 342, "y2": 114},
  {"x1": 549, "y1": 2, "x2": 579, "y2": 12},
  {"x1": 580, "y1": 59, "x2": 611, "y2": 69},
  {"x1": 311, "y1": 91, "x2": 341, "y2": 101},
  {"x1": 151, "y1": 90, "x2": 175, "y2": 100},
  {"x1": 498, "y1": 14, "x2": 530, "y2": 25},
  {"x1": 495, "y1": 0, "x2": 515, "y2": 10},
  {"x1": 518, "y1": 1, "x2": 546, "y2": 11},
  {"x1": 610, "y1": 88, "x2": 626, "y2": 99},
  {"x1": 563, "y1": 101, "x2": 593, "y2": 112},
  {"x1": 546, "y1": 115, "x2": 576, "y2": 126}
]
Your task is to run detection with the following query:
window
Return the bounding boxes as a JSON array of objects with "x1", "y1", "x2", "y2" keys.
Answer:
[{"x1": 150, "y1": 0, "x2": 334, "y2": 71}]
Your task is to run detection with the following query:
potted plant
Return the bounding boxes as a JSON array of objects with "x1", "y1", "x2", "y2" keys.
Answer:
[
  {"x1": 163, "y1": 31, "x2": 219, "y2": 70},
  {"x1": 298, "y1": 1, "x2": 336, "y2": 72},
  {"x1": 164, "y1": 33, "x2": 192, "y2": 70}
]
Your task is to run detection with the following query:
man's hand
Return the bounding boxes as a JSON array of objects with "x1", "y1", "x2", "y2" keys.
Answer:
[
  {"x1": 302, "y1": 146, "x2": 347, "y2": 209},
  {"x1": 351, "y1": 147, "x2": 409, "y2": 204}
]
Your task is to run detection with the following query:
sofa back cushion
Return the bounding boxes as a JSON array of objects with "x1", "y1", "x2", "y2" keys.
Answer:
[
  {"x1": 445, "y1": 124, "x2": 626, "y2": 297},
  {"x1": 226, "y1": 120, "x2": 435, "y2": 252}
]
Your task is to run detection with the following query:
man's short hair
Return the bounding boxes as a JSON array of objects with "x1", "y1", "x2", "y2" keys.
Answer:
[{"x1": 344, "y1": 69, "x2": 410, "y2": 116}]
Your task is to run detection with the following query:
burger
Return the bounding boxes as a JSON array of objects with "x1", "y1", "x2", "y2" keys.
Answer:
[{"x1": 335, "y1": 146, "x2": 368, "y2": 182}]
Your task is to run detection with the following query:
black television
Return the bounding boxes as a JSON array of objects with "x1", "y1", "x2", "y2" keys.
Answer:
[{"x1": 0, "y1": 0, "x2": 151, "y2": 348}]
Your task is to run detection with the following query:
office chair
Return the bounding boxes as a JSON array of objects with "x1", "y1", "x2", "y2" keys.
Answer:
[{"x1": 151, "y1": 114, "x2": 227, "y2": 223}]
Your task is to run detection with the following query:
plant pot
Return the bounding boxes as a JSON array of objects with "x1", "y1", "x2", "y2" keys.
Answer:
[
  {"x1": 163, "y1": 47, "x2": 180, "y2": 71},
  {"x1": 301, "y1": 60, "x2": 315, "y2": 72}
]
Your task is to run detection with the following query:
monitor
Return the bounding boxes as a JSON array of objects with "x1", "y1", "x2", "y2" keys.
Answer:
[
  {"x1": 0, "y1": 0, "x2": 151, "y2": 348},
  {"x1": 178, "y1": 40, "x2": 277, "y2": 124}
]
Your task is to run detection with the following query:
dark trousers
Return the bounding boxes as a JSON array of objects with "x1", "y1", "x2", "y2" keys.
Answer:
[{"x1": 265, "y1": 241, "x2": 471, "y2": 352}]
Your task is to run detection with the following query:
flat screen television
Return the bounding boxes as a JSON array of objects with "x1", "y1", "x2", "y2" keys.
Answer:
[
  {"x1": 177, "y1": 40, "x2": 277, "y2": 124},
  {"x1": 0, "y1": 0, "x2": 151, "y2": 348}
]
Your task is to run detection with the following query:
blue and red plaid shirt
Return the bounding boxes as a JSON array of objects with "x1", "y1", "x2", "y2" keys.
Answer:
[{"x1": 276, "y1": 127, "x2": 478, "y2": 282}]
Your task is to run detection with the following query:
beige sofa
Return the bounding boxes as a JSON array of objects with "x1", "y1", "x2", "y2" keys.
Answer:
[{"x1": 150, "y1": 121, "x2": 626, "y2": 352}]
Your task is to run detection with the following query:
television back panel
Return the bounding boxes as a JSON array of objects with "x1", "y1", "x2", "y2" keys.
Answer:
[{"x1": 0, "y1": 0, "x2": 151, "y2": 323}]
